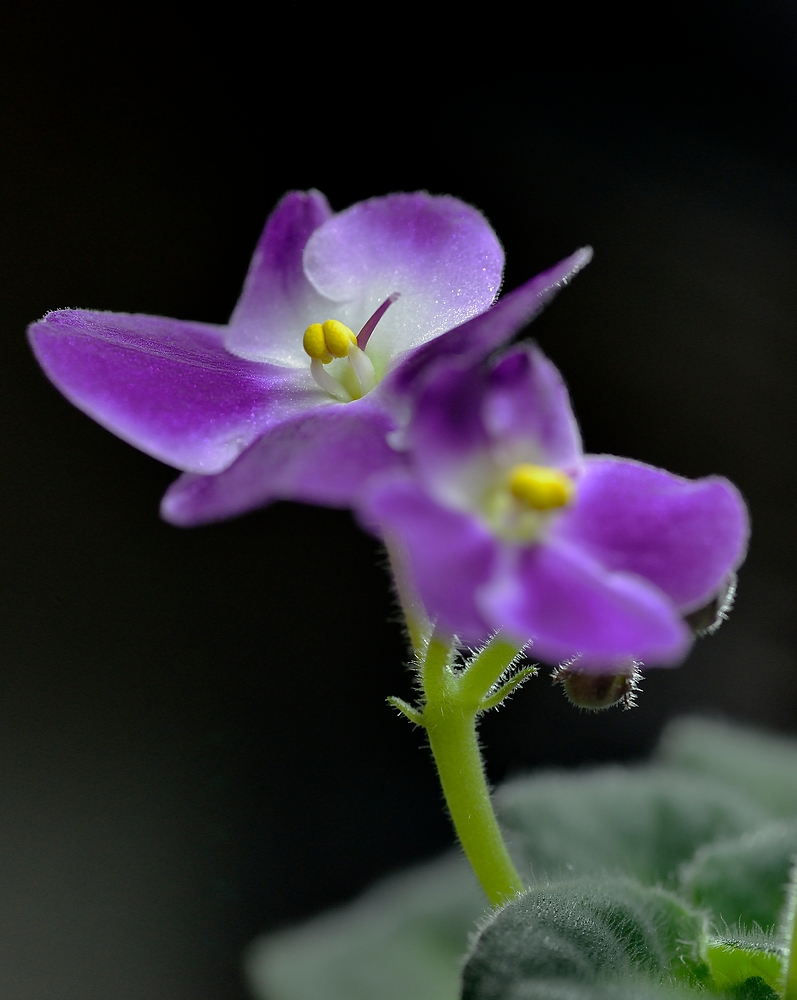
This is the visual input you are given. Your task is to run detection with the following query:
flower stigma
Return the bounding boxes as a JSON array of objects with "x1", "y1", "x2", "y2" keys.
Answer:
[
  {"x1": 302, "y1": 293, "x2": 400, "y2": 403},
  {"x1": 481, "y1": 463, "x2": 575, "y2": 543}
]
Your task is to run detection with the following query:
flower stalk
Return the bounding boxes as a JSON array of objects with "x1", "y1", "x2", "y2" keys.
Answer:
[
  {"x1": 388, "y1": 584, "x2": 528, "y2": 906},
  {"x1": 419, "y1": 633, "x2": 526, "y2": 905}
]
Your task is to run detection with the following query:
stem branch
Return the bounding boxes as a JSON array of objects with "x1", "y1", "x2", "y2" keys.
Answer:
[
  {"x1": 421, "y1": 633, "x2": 525, "y2": 906},
  {"x1": 385, "y1": 547, "x2": 526, "y2": 905},
  {"x1": 458, "y1": 638, "x2": 524, "y2": 706}
]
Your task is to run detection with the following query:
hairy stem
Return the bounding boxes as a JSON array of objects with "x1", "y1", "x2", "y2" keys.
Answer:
[
  {"x1": 420, "y1": 634, "x2": 525, "y2": 906},
  {"x1": 385, "y1": 538, "x2": 431, "y2": 654},
  {"x1": 385, "y1": 546, "x2": 525, "y2": 905}
]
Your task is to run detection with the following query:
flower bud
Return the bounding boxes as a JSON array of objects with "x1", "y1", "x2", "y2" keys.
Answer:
[
  {"x1": 683, "y1": 573, "x2": 737, "y2": 637},
  {"x1": 553, "y1": 661, "x2": 641, "y2": 711}
]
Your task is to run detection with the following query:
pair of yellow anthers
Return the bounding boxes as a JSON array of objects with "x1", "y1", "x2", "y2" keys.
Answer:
[
  {"x1": 302, "y1": 319, "x2": 376, "y2": 402},
  {"x1": 507, "y1": 464, "x2": 574, "y2": 511},
  {"x1": 302, "y1": 319, "x2": 357, "y2": 364},
  {"x1": 302, "y1": 294, "x2": 401, "y2": 402}
]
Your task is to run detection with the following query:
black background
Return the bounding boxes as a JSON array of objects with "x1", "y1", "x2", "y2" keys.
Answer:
[{"x1": 2, "y1": 3, "x2": 797, "y2": 997}]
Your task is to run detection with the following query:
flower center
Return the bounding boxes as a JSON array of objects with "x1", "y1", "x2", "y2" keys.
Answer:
[
  {"x1": 507, "y1": 464, "x2": 575, "y2": 510},
  {"x1": 483, "y1": 463, "x2": 575, "y2": 542},
  {"x1": 302, "y1": 294, "x2": 399, "y2": 402}
]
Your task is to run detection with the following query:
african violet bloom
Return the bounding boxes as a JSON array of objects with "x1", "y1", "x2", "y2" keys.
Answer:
[
  {"x1": 28, "y1": 190, "x2": 591, "y2": 525},
  {"x1": 361, "y1": 344, "x2": 749, "y2": 669}
]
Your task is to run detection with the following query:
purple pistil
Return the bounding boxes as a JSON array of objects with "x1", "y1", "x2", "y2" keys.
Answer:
[{"x1": 357, "y1": 293, "x2": 401, "y2": 350}]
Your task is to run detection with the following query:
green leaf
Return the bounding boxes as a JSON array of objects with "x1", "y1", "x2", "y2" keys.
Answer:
[
  {"x1": 461, "y1": 877, "x2": 710, "y2": 1000},
  {"x1": 496, "y1": 765, "x2": 764, "y2": 888},
  {"x1": 722, "y1": 977, "x2": 780, "y2": 999},
  {"x1": 680, "y1": 820, "x2": 797, "y2": 929},
  {"x1": 706, "y1": 938, "x2": 784, "y2": 994},
  {"x1": 244, "y1": 719, "x2": 788, "y2": 1000},
  {"x1": 466, "y1": 979, "x2": 698, "y2": 999},
  {"x1": 658, "y1": 717, "x2": 797, "y2": 817},
  {"x1": 244, "y1": 852, "x2": 486, "y2": 1000}
]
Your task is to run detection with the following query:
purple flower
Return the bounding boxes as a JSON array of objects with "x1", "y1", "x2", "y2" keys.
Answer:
[
  {"x1": 28, "y1": 190, "x2": 591, "y2": 525},
  {"x1": 361, "y1": 345, "x2": 749, "y2": 669}
]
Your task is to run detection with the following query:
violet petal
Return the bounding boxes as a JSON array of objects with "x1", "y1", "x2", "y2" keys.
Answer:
[
  {"x1": 303, "y1": 193, "x2": 504, "y2": 363},
  {"x1": 556, "y1": 456, "x2": 750, "y2": 612},
  {"x1": 404, "y1": 362, "x2": 494, "y2": 508},
  {"x1": 225, "y1": 189, "x2": 334, "y2": 365},
  {"x1": 479, "y1": 538, "x2": 693, "y2": 668},
  {"x1": 161, "y1": 396, "x2": 400, "y2": 525},
  {"x1": 401, "y1": 343, "x2": 583, "y2": 510},
  {"x1": 29, "y1": 309, "x2": 322, "y2": 474},
  {"x1": 484, "y1": 344, "x2": 582, "y2": 471},
  {"x1": 386, "y1": 246, "x2": 593, "y2": 398},
  {"x1": 362, "y1": 472, "x2": 496, "y2": 645}
]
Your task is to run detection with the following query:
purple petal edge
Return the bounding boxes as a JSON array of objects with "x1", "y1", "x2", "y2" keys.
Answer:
[
  {"x1": 557, "y1": 457, "x2": 750, "y2": 612},
  {"x1": 161, "y1": 397, "x2": 400, "y2": 526},
  {"x1": 385, "y1": 247, "x2": 593, "y2": 398},
  {"x1": 226, "y1": 190, "x2": 333, "y2": 362},
  {"x1": 483, "y1": 345, "x2": 583, "y2": 470},
  {"x1": 480, "y1": 539, "x2": 692, "y2": 669},
  {"x1": 302, "y1": 192, "x2": 505, "y2": 358},
  {"x1": 361, "y1": 471, "x2": 496, "y2": 645},
  {"x1": 29, "y1": 309, "x2": 321, "y2": 473}
]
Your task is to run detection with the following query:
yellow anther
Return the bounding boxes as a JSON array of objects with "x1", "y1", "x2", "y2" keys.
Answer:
[
  {"x1": 507, "y1": 464, "x2": 574, "y2": 511},
  {"x1": 322, "y1": 319, "x2": 357, "y2": 358},
  {"x1": 303, "y1": 323, "x2": 332, "y2": 362},
  {"x1": 303, "y1": 319, "x2": 358, "y2": 364}
]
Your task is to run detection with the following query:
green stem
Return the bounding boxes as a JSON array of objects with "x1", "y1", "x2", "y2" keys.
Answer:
[
  {"x1": 384, "y1": 537, "x2": 431, "y2": 654},
  {"x1": 420, "y1": 634, "x2": 525, "y2": 906},
  {"x1": 458, "y1": 639, "x2": 525, "y2": 706}
]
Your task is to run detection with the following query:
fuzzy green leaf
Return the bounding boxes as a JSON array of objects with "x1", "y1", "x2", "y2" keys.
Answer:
[
  {"x1": 469, "y1": 980, "x2": 699, "y2": 999},
  {"x1": 722, "y1": 977, "x2": 780, "y2": 999},
  {"x1": 461, "y1": 877, "x2": 710, "y2": 1000},
  {"x1": 496, "y1": 766, "x2": 764, "y2": 888},
  {"x1": 680, "y1": 820, "x2": 797, "y2": 929},
  {"x1": 706, "y1": 937, "x2": 784, "y2": 994},
  {"x1": 658, "y1": 717, "x2": 797, "y2": 817},
  {"x1": 245, "y1": 853, "x2": 485, "y2": 1000},
  {"x1": 245, "y1": 719, "x2": 784, "y2": 1000}
]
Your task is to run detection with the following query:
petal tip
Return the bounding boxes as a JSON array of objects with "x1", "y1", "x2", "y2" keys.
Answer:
[
  {"x1": 159, "y1": 478, "x2": 201, "y2": 527},
  {"x1": 558, "y1": 246, "x2": 594, "y2": 284},
  {"x1": 573, "y1": 245, "x2": 594, "y2": 269}
]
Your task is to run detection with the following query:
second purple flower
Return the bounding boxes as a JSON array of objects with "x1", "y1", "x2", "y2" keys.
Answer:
[{"x1": 361, "y1": 344, "x2": 749, "y2": 670}]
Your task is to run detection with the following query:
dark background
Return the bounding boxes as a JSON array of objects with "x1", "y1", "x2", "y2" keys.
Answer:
[{"x1": 2, "y1": 3, "x2": 797, "y2": 997}]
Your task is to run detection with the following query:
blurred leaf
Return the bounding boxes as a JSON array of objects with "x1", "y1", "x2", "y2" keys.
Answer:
[
  {"x1": 244, "y1": 852, "x2": 485, "y2": 1000},
  {"x1": 465, "y1": 979, "x2": 699, "y2": 999},
  {"x1": 497, "y1": 765, "x2": 764, "y2": 887},
  {"x1": 460, "y1": 877, "x2": 710, "y2": 999},
  {"x1": 658, "y1": 717, "x2": 797, "y2": 817},
  {"x1": 680, "y1": 820, "x2": 797, "y2": 929},
  {"x1": 244, "y1": 719, "x2": 788, "y2": 1000}
]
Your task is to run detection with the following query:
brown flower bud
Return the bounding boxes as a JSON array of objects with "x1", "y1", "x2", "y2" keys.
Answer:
[
  {"x1": 553, "y1": 660, "x2": 641, "y2": 711},
  {"x1": 683, "y1": 573, "x2": 737, "y2": 637}
]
